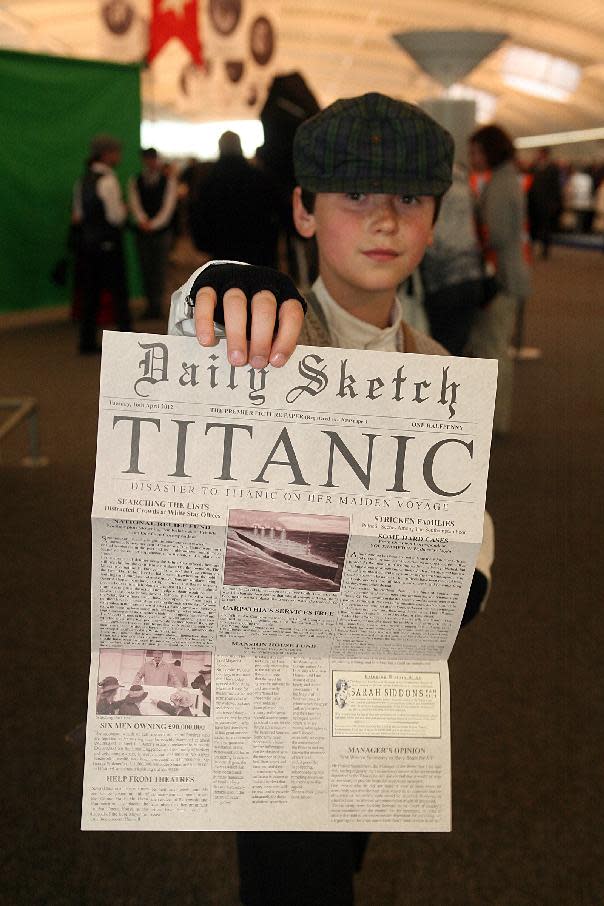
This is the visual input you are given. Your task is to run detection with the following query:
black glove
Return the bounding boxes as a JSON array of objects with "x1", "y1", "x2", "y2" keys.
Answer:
[{"x1": 187, "y1": 262, "x2": 307, "y2": 334}]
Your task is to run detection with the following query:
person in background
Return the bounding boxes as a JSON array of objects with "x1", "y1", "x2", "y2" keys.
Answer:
[
  {"x1": 188, "y1": 131, "x2": 281, "y2": 267},
  {"x1": 191, "y1": 668, "x2": 209, "y2": 690},
  {"x1": 528, "y1": 147, "x2": 562, "y2": 259},
  {"x1": 153, "y1": 690, "x2": 195, "y2": 716},
  {"x1": 115, "y1": 684, "x2": 147, "y2": 715},
  {"x1": 191, "y1": 667, "x2": 212, "y2": 716},
  {"x1": 468, "y1": 124, "x2": 531, "y2": 435},
  {"x1": 564, "y1": 166, "x2": 594, "y2": 234},
  {"x1": 73, "y1": 134, "x2": 131, "y2": 354},
  {"x1": 96, "y1": 676, "x2": 121, "y2": 714},
  {"x1": 420, "y1": 162, "x2": 485, "y2": 354},
  {"x1": 168, "y1": 659, "x2": 188, "y2": 687},
  {"x1": 593, "y1": 175, "x2": 604, "y2": 235},
  {"x1": 135, "y1": 650, "x2": 172, "y2": 685},
  {"x1": 128, "y1": 147, "x2": 178, "y2": 319}
]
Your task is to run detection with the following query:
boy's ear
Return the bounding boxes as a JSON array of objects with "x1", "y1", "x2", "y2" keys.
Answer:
[{"x1": 292, "y1": 187, "x2": 316, "y2": 238}]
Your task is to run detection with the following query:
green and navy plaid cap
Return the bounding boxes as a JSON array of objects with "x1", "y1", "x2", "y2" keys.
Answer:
[{"x1": 293, "y1": 92, "x2": 454, "y2": 196}]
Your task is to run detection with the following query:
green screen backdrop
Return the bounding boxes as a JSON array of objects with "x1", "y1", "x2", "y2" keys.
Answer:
[{"x1": 0, "y1": 50, "x2": 141, "y2": 314}]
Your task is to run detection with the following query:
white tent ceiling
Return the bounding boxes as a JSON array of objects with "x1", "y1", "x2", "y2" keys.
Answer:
[{"x1": 1, "y1": 0, "x2": 603, "y2": 142}]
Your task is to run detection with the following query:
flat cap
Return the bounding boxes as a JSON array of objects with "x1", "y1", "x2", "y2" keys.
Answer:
[{"x1": 294, "y1": 92, "x2": 454, "y2": 196}]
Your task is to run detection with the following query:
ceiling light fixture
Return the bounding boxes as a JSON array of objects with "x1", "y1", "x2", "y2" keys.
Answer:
[
  {"x1": 515, "y1": 127, "x2": 604, "y2": 148},
  {"x1": 501, "y1": 46, "x2": 581, "y2": 103},
  {"x1": 392, "y1": 30, "x2": 507, "y2": 88}
]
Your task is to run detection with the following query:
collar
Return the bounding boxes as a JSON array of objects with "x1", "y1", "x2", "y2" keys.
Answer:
[{"x1": 311, "y1": 277, "x2": 404, "y2": 352}]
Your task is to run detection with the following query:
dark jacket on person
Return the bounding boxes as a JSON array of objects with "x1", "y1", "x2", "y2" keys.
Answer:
[
  {"x1": 115, "y1": 700, "x2": 141, "y2": 715},
  {"x1": 81, "y1": 169, "x2": 122, "y2": 250},
  {"x1": 189, "y1": 155, "x2": 280, "y2": 266}
]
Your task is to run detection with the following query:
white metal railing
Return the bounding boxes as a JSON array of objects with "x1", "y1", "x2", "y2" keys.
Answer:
[{"x1": 0, "y1": 397, "x2": 49, "y2": 466}]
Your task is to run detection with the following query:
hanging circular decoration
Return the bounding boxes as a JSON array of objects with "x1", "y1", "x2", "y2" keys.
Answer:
[
  {"x1": 225, "y1": 61, "x2": 245, "y2": 83},
  {"x1": 250, "y1": 16, "x2": 275, "y2": 66},
  {"x1": 180, "y1": 61, "x2": 211, "y2": 96},
  {"x1": 246, "y1": 84, "x2": 258, "y2": 106},
  {"x1": 209, "y1": 0, "x2": 242, "y2": 37},
  {"x1": 101, "y1": 0, "x2": 134, "y2": 35}
]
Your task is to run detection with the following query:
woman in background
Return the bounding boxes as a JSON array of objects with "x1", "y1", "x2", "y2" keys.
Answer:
[{"x1": 468, "y1": 125, "x2": 531, "y2": 435}]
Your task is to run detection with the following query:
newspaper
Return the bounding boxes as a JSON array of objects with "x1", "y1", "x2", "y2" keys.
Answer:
[{"x1": 82, "y1": 331, "x2": 497, "y2": 832}]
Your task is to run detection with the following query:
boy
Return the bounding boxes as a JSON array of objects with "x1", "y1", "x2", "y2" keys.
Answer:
[
  {"x1": 169, "y1": 93, "x2": 492, "y2": 905},
  {"x1": 169, "y1": 93, "x2": 452, "y2": 365}
]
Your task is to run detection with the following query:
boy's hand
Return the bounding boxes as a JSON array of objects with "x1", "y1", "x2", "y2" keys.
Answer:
[{"x1": 190, "y1": 263, "x2": 306, "y2": 369}]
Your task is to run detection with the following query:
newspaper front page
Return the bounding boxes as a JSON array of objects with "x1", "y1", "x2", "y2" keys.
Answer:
[{"x1": 82, "y1": 331, "x2": 497, "y2": 832}]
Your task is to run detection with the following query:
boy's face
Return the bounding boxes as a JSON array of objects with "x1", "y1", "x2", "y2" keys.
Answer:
[{"x1": 293, "y1": 189, "x2": 435, "y2": 306}]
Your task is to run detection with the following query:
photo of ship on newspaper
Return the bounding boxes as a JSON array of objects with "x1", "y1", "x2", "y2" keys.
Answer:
[{"x1": 224, "y1": 510, "x2": 349, "y2": 592}]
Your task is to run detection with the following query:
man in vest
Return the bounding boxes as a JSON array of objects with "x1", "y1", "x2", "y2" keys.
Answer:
[
  {"x1": 75, "y1": 134, "x2": 131, "y2": 354},
  {"x1": 129, "y1": 147, "x2": 178, "y2": 320}
]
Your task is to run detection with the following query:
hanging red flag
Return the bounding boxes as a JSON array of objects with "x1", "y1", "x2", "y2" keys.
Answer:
[{"x1": 148, "y1": 0, "x2": 203, "y2": 66}]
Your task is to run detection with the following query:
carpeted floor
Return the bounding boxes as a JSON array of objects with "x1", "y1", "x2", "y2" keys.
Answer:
[{"x1": 1, "y1": 247, "x2": 602, "y2": 905}]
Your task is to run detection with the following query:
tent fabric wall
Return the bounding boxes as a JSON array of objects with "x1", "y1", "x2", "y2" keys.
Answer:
[{"x1": 0, "y1": 50, "x2": 141, "y2": 314}]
